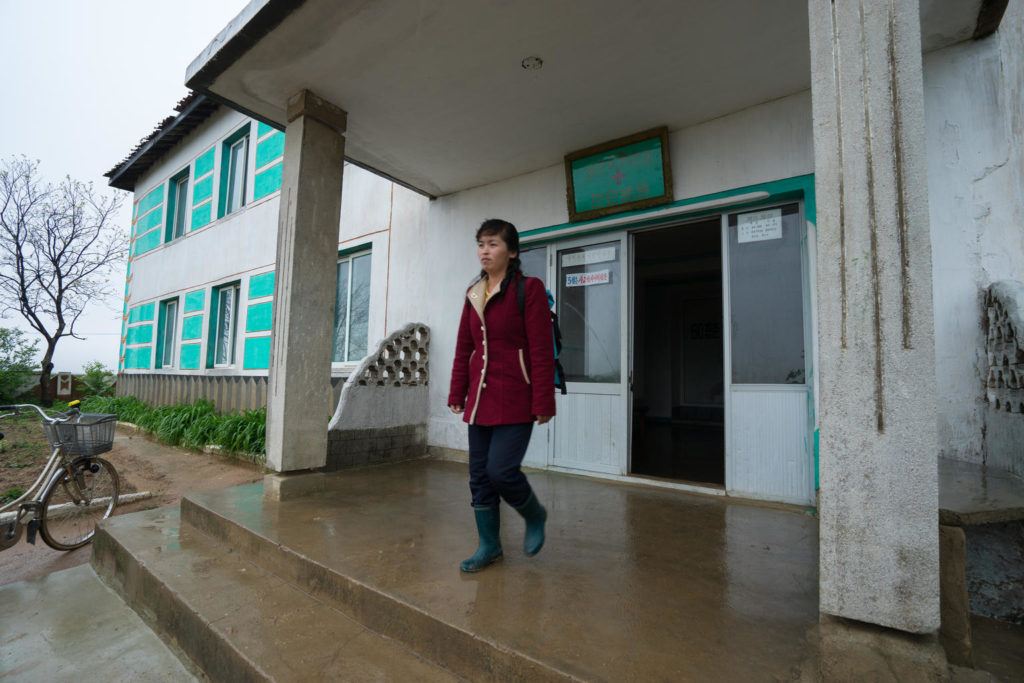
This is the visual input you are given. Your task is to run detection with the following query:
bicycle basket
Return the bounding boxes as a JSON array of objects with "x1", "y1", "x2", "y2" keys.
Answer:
[{"x1": 43, "y1": 413, "x2": 116, "y2": 456}]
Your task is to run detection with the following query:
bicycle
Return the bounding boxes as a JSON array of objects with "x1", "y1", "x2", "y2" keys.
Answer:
[{"x1": 0, "y1": 400, "x2": 120, "y2": 551}]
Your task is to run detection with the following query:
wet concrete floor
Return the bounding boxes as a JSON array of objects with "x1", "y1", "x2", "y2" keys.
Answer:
[
  {"x1": 0, "y1": 564, "x2": 196, "y2": 681},
  {"x1": 189, "y1": 460, "x2": 822, "y2": 680}
]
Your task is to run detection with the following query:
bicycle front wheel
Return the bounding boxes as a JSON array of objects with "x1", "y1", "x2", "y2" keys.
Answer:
[{"x1": 39, "y1": 456, "x2": 120, "y2": 550}]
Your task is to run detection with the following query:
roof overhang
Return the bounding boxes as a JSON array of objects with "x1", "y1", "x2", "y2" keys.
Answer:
[
  {"x1": 106, "y1": 93, "x2": 221, "y2": 191},
  {"x1": 186, "y1": 0, "x2": 1007, "y2": 198}
]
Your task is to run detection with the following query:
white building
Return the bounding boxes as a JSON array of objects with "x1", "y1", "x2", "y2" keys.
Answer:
[
  {"x1": 109, "y1": 0, "x2": 1023, "y2": 653},
  {"x1": 106, "y1": 93, "x2": 428, "y2": 413}
]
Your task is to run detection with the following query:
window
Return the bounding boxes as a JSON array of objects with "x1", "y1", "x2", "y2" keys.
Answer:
[
  {"x1": 211, "y1": 283, "x2": 240, "y2": 367},
  {"x1": 220, "y1": 126, "x2": 250, "y2": 218},
  {"x1": 727, "y1": 203, "x2": 806, "y2": 384},
  {"x1": 557, "y1": 241, "x2": 622, "y2": 383},
  {"x1": 333, "y1": 252, "x2": 372, "y2": 363},
  {"x1": 165, "y1": 170, "x2": 189, "y2": 241},
  {"x1": 156, "y1": 298, "x2": 178, "y2": 369}
]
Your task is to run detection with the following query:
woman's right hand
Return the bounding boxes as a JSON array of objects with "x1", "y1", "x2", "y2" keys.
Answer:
[{"x1": 449, "y1": 404, "x2": 464, "y2": 414}]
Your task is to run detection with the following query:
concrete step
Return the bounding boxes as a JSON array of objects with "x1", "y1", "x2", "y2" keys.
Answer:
[
  {"x1": 94, "y1": 459, "x2": 824, "y2": 681},
  {"x1": 169, "y1": 461, "x2": 822, "y2": 681},
  {"x1": 177, "y1": 487, "x2": 577, "y2": 682},
  {"x1": 91, "y1": 506, "x2": 459, "y2": 682},
  {"x1": 0, "y1": 564, "x2": 196, "y2": 682}
]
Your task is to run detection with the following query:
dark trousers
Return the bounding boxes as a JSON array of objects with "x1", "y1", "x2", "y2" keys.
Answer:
[{"x1": 468, "y1": 422, "x2": 534, "y2": 508}]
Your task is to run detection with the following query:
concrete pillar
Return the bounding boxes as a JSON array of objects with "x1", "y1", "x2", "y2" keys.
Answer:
[
  {"x1": 808, "y1": 0, "x2": 939, "y2": 632},
  {"x1": 265, "y1": 90, "x2": 347, "y2": 472}
]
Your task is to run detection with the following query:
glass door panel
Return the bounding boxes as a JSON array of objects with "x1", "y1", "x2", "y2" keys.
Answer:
[
  {"x1": 552, "y1": 235, "x2": 628, "y2": 474},
  {"x1": 723, "y1": 203, "x2": 813, "y2": 504}
]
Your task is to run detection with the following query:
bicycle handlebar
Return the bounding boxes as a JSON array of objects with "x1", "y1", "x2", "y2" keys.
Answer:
[{"x1": 0, "y1": 403, "x2": 81, "y2": 423}]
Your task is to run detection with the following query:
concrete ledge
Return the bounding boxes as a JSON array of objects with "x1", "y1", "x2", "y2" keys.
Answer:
[
  {"x1": 816, "y1": 616, "x2": 949, "y2": 682},
  {"x1": 180, "y1": 487, "x2": 580, "y2": 682},
  {"x1": 263, "y1": 471, "x2": 327, "y2": 501},
  {"x1": 93, "y1": 507, "x2": 451, "y2": 681},
  {"x1": 426, "y1": 445, "x2": 468, "y2": 463},
  {"x1": 325, "y1": 424, "x2": 427, "y2": 471}
]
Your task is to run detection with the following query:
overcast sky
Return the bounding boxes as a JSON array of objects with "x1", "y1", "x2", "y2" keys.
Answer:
[{"x1": 0, "y1": 1, "x2": 245, "y2": 373}]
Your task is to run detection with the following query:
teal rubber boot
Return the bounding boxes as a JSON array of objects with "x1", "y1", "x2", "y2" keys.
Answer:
[
  {"x1": 460, "y1": 505, "x2": 503, "y2": 573},
  {"x1": 514, "y1": 492, "x2": 547, "y2": 556}
]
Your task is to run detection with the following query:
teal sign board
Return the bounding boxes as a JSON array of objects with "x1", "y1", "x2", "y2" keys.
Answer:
[{"x1": 565, "y1": 128, "x2": 673, "y2": 222}]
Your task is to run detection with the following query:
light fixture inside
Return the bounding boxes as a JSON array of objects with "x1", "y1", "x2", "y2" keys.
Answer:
[{"x1": 521, "y1": 56, "x2": 543, "y2": 70}]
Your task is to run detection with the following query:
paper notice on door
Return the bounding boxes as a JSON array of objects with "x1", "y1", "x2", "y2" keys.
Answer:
[
  {"x1": 737, "y1": 208, "x2": 783, "y2": 243},
  {"x1": 565, "y1": 269, "x2": 611, "y2": 287},
  {"x1": 561, "y1": 246, "x2": 616, "y2": 268}
]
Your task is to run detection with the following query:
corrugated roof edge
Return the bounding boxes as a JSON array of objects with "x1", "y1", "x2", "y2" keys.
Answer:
[{"x1": 105, "y1": 91, "x2": 221, "y2": 192}]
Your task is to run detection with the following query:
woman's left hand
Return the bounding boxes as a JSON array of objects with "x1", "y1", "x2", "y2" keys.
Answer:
[{"x1": 535, "y1": 415, "x2": 552, "y2": 425}]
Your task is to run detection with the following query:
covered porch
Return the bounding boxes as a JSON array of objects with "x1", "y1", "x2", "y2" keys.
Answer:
[
  {"x1": 94, "y1": 459, "x2": 824, "y2": 680},
  {"x1": 181, "y1": 0, "x2": 1007, "y2": 652}
]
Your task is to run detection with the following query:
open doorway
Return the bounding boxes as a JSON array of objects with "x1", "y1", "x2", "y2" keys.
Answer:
[{"x1": 631, "y1": 218, "x2": 724, "y2": 484}]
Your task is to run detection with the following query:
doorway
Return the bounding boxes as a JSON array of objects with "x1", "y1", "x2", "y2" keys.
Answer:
[{"x1": 630, "y1": 218, "x2": 724, "y2": 484}]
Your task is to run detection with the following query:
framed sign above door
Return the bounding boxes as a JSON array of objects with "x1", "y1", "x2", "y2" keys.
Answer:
[{"x1": 564, "y1": 127, "x2": 673, "y2": 223}]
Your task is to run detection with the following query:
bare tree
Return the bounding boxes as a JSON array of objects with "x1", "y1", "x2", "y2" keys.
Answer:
[{"x1": 0, "y1": 156, "x2": 128, "y2": 405}]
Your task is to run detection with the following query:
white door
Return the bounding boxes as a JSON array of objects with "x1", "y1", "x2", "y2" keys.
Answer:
[
  {"x1": 722, "y1": 203, "x2": 814, "y2": 505},
  {"x1": 549, "y1": 234, "x2": 629, "y2": 474},
  {"x1": 519, "y1": 245, "x2": 553, "y2": 468}
]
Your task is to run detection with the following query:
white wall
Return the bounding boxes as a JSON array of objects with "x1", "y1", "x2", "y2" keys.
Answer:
[
  {"x1": 923, "y1": 4, "x2": 1024, "y2": 463},
  {"x1": 415, "y1": 91, "x2": 815, "y2": 450},
  {"x1": 127, "y1": 107, "x2": 427, "y2": 377}
]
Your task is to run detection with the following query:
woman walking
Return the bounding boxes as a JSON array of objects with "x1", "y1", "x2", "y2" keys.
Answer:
[{"x1": 448, "y1": 218, "x2": 556, "y2": 572}]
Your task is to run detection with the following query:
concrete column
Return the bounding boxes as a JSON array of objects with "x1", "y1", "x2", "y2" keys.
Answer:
[
  {"x1": 809, "y1": 0, "x2": 939, "y2": 632},
  {"x1": 265, "y1": 90, "x2": 347, "y2": 472}
]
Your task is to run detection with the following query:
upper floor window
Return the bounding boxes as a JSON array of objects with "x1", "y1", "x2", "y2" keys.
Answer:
[
  {"x1": 211, "y1": 283, "x2": 240, "y2": 367},
  {"x1": 333, "y1": 251, "x2": 372, "y2": 363},
  {"x1": 166, "y1": 169, "x2": 189, "y2": 242},
  {"x1": 220, "y1": 126, "x2": 250, "y2": 218}
]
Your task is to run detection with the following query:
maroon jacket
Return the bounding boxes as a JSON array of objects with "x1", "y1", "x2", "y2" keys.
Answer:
[{"x1": 448, "y1": 273, "x2": 556, "y2": 425}]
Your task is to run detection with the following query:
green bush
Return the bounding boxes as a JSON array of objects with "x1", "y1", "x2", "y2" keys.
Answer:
[
  {"x1": 79, "y1": 361, "x2": 116, "y2": 397},
  {"x1": 80, "y1": 395, "x2": 149, "y2": 424},
  {"x1": 213, "y1": 407, "x2": 266, "y2": 461},
  {"x1": 80, "y1": 395, "x2": 266, "y2": 463}
]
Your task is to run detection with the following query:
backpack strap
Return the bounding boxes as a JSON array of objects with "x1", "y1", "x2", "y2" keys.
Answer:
[{"x1": 517, "y1": 276, "x2": 526, "y2": 316}]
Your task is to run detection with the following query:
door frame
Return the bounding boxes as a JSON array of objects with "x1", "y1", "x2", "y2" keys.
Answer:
[
  {"x1": 720, "y1": 199, "x2": 815, "y2": 503},
  {"x1": 626, "y1": 214, "x2": 725, "y2": 480}
]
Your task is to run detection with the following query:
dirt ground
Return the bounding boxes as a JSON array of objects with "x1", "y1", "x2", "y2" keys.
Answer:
[{"x1": 0, "y1": 424, "x2": 265, "y2": 587}]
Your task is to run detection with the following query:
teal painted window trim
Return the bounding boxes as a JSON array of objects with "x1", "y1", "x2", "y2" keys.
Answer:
[
  {"x1": 155, "y1": 297, "x2": 179, "y2": 369},
  {"x1": 136, "y1": 185, "x2": 164, "y2": 218},
  {"x1": 134, "y1": 229, "x2": 162, "y2": 256},
  {"x1": 520, "y1": 173, "x2": 817, "y2": 245},
  {"x1": 218, "y1": 125, "x2": 251, "y2": 219},
  {"x1": 245, "y1": 301, "x2": 273, "y2": 332},
  {"x1": 128, "y1": 303, "x2": 155, "y2": 323},
  {"x1": 192, "y1": 175, "x2": 213, "y2": 205},
  {"x1": 243, "y1": 336, "x2": 271, "y2": 370},
  {"x1": 191, "y1": 202, "x2": 212, "y2": 231},
  {"x1": 248, "y1": 271, "x2": 275, "y2": 299},
  {"x1": 194, "y1": 147, "x2": 215, "y2": 178},
  {"x1": 126, "y1": 324, "x2": 153, "y2": 345},
  {"x1": 124, "y1": 346, "x2": 152, "y2": 370},
  {"x1": 183, "y1": 290, "x2": 205, "y2": 313},
  {"x1": 207, "y1": 280, "x2": 241, "y2": 368},
  {"x1": 135, "y1": 208, "x2": 163, "y2": 235},
  {"x1": 337, "y1": 244, "x2": 372, "y2": 258},
  {"x1": 253, "y1": 162, "x2": 282, "y2": 201},
  {"x1": 179, "y1": 343, "x2": 201, "y2": 370},
  {"x1": 181, "y1": 314, "x2": 203, "y2": 340},
  {"x1": 255, "y1": 131, "x2": 284, "y2": 169},
  {"x1": 164, "y1": 168, "x2": 190, "y2": 243},
  {"x1": 257, "y1": 121, "x2": 279, "y2": 138}
]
